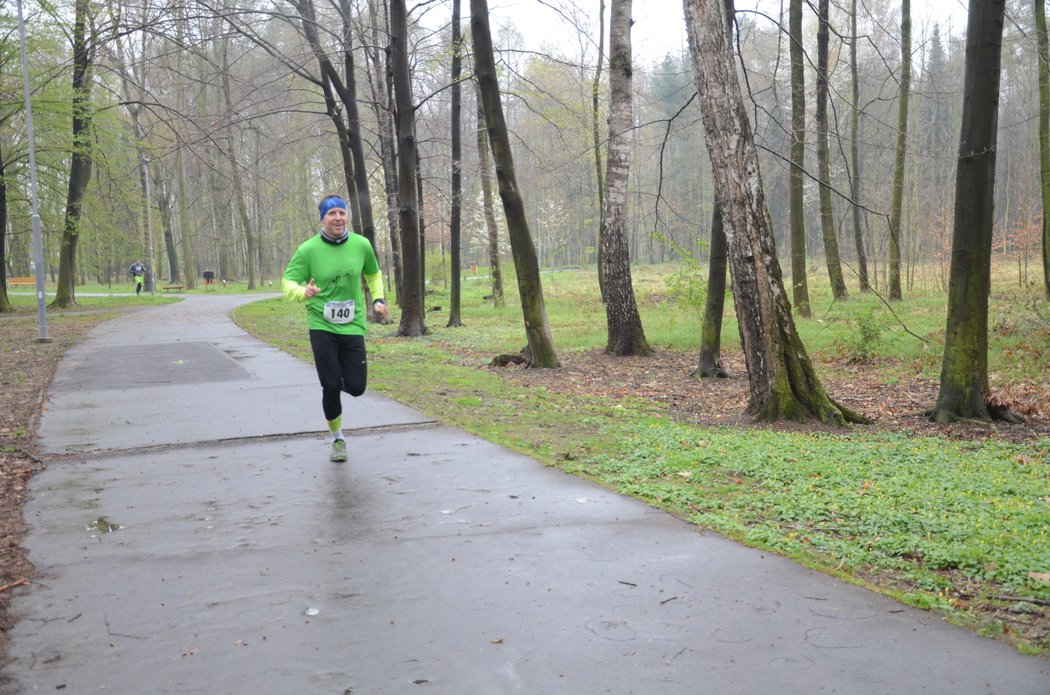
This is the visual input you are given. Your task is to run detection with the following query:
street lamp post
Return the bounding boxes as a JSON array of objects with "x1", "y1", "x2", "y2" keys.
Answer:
[{"x1": 16, "y1": 0, "x2": 50, "y2": 343}]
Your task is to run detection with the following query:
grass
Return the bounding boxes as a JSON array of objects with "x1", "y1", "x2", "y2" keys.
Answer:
[{"x1": 232, "y1": 262, "x2": 1048, "y2": 654}]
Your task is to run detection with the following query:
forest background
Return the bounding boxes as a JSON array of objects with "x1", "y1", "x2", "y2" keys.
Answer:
[
  {"x1": 1, "y1": 0, "x2": 1044, "y2": 295},
  {"x1": 0, "y1": 0, "x2": 1049, "y2": 658}
]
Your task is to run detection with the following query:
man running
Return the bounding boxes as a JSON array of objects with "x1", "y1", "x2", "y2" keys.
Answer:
[
  {"x1": 129, "y1": 261, "x2": 146, "y2": 295},
  {"x1": 281, "y1": 194, "x2": 389, "y2": 462}
]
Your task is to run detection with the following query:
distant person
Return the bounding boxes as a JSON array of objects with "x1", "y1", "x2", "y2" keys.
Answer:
[
  {"x1": 281, "y1": 194, "x2": 388, "y2": 463},
  {"x1": 129, "y1": 261, "x2": 146, "y2": 295}
]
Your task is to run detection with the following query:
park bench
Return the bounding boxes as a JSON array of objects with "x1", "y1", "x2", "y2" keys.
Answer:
[
  {"x1": 6, "y1": 277, "x2": 34, "y2": 288},
  {"x1": 162, "y1": 284, "x2": 185, "y2": 293}
]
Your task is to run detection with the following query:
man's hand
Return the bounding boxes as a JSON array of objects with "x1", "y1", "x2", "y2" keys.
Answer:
[
  {"x1": 304, "y1": 278, "x2": 319, "y2": 298},
  {"x1": 374, "y1": 301, "x2": 389, "y2": 322}
]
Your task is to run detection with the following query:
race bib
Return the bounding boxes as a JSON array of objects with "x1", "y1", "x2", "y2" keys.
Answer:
[{"x1": 323, "y1": 300, "x2": 355, "y2": 324}]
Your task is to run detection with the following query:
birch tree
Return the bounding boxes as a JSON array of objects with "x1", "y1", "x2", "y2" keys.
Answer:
[
  {"x1": 683, "y1": 0, "x2": 866, "y2": 425},
  {"x1": 601, "y1": 0, "x2": 649, "y2": 356}
]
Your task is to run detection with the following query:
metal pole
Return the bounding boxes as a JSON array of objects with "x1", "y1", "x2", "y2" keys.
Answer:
[
  {"x1": 16, "y1": 0, "x2": 50, "y2": 343},
  {"x1": 143, "y1": 155, "x2": 156, "y2": 295}
]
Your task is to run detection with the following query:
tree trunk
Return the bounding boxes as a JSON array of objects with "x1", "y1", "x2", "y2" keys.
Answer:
[
  {"x1": 697, "y1": 204, "x2": 729, "y2": 377},
  {"x1": 363, "y1": 0, "x2": 403, "y2": 303},
  {"x1": 154, "y1": 168, "x2": 180, "y2": 282},
  {"x1": 176, "y1": 144, "x2": 197, "y2": 289},
  {"x1": 788, "y1": 0, "x2": 810, "y2": 317},
  {"x1": 696, "y1": 0, "x2": 735, "y2": 379},
  {"x1": 592, "y1": 0, "x2": 607, "y2": 302},
  {"x1": 602, "y1": 0, "x2": 650, "y2": 356},
  {"x1": 471, "y1": 0, "x2": 559, "y2": 367},
  {"x1": 816, "y1": 0, "x2": 848, "y2": 299},
  {"x1": 932, "y1": 0, "x2": 1018, "y2": 424},
  {"x1": 390, "y1": 0, "x2": 427, "y2": 336},
  {"x1": 0, "y1": 144, "x2": 11, "y2": 312},
  {"x1": 1038, "y1": 0, "x2": 1050, "y2": 300},
  {"x1": 52, "y1": 0, "x2": 94, "y2": 308},
  {"x1": 683, "y1": 0, "x2": 867, "y2": 426},
  {"x1": 850, "y1": 0, "x2": 870, "y2": 292},
  {"x1": 476, "y1": 88, "x2": 505, "y2": 307},
  {"x1": 448, "y1": 0, "x2": 464, "y2": 327},
  {"x1": 888, "y1": 0, "x2": 911, "y2": 301},
  {"x1": 222, "y1": 49, "x2": 256, "y2": 290},
  {"x1": 338, "y1": 0, "x2": 376, "y2": 246}
]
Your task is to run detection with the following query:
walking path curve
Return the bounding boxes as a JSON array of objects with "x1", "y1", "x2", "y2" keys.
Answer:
[{"x1": 2, "y1": 294, "x2": 1046, "y2": 693}]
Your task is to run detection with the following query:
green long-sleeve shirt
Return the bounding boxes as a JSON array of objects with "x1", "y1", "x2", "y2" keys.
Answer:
[{"x1": 282, "y1": 232, "x2": 384, "y2": 336}]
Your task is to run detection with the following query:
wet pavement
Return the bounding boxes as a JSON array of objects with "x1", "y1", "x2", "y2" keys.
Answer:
[{"x1": 2, "y1": 294, "x2": 1047, "y2": 694}]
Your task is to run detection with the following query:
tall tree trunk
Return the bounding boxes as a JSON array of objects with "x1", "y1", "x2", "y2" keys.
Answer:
[
  {"x1": 696, "y1": 204, "x2": 729, "y2": 377},
  {"x1": 338, "y1": 0, "x2": 376, "y2": 245},
  {"x1": 1038, "y1": 0, "x2": 1050, "y2": 299},
  {"x1": 602, "y1": 0, "x2": 649, "y2": 356},
  {"x1": 932, "y1": 0, "x2": 1019, "y2": 424},
  {"x1": 0, "y1": 144, "x2": 11, "y2": 312},
  {"x1": 173, "y1": 5, "x2": 196, "y2": 290},
  {"x1": 888, "y1": 0, "x2": 911, "y2": 301},
  {"x1": 476, "y1": 88, "x2": 505, "y2": 307},
  {"x1": 471, "y1": 0, "x2": 559, "y2": 367},
  {"x1": 448, "y1": 0, "x2": 464, "y2": 327},
  {"x1": 222, "y1": 49, "x2": 256, "y2": 290},
  {"x1": 592, "y1": 0, "x2": 607, "y2": 302},
  {"x1": 292, "y1": 0, "x2": 375, "y2": 242},
  {"x1": 52, "y1": 0, "x2": 95, "y2": 308},
  {"x1": 850, "y1": 0, "x2": 870, "y2": 292},
  {"x1": 684, "y1": 0, "x2": 866, "y2": 425},
  {"x1": 696, "y1": 0, "x2": 735, "y2": 380},
  {"x1": 816, "y1": 0, "x2": 848, "y2": 299},
  {"x1": 390, "y1": 0, "x2": 427, "y2": 336},
  {"x1": 788, "y1": 0, "x2": 810, "y2": 316},
  {"x1": 363, "y1": 0, "x2": 403, "y2": 302},
  {"x1": 153, "y1": 168, "x2": 180, "y2": 282},
  {"x1": 176, "y1": 145, "x2": 197, "y2": 289}
]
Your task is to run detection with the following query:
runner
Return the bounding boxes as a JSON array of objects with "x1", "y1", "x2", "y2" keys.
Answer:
[
  {"x1": 281, "y1": 194, "x2": 389, "y2": 462},
  {"x1": 129, "y1": 261, "x2": 146, "y2": 295}
]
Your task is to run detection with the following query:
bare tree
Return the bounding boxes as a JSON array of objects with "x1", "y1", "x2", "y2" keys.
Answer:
[
  {"x1": 448, "y1": 0, "x2": 464, "y2": 328},
  {"x1": 932, "y1": 0, "x2": 1020, "y2": 424},
  {"x1": 1038, "y1": 0, "x2": 1050, "y2": 299},
  {"x1": 592, "y1": 0, "x2": 607, "y2": 301},
  {"x1": 52, "y1": 0, "x2": 96, "y2": 308},
  {"x1": 683, "y1": 0, "x2": 867, "y2": 425},
  {"x1": 888, "y1": 0, "x2": 912, "y2": 301},
  {"x1": 471, "y1": 0, "x2": 559, "y2": 367},
  {"x1": 601, "y1": 0, "x2": 649, "y2": 356},
  {"x1": 476, "y1": 86, "x2": 505, "y2": 307},
  {"x1": 849, "y1": 0, "x2": 870, "y2": 292},
  {"x1": 696, "y1": 0, "x2": 735, "y2": 380},
  {"x1": 788, "y1": 0, "x2": 810, "y2": 317},
  {"x1": 390, "y1": 0, "x2": 427, "y2": 336},
  {"x1": 816, "y1": 0, "x2": 847, "y2": 299}
]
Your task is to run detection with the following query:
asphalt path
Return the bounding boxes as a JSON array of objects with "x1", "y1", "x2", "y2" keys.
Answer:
[{"x1": 2, "y1": 294, "x2": 1046, "y2": 694}]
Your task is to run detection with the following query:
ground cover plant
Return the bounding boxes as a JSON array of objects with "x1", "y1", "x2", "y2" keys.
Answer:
[{"x1": 236, "y1": 262, "x2": 1050, "y2": 654}]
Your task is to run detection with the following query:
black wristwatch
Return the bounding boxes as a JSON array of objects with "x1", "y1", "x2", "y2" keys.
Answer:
[{"x1": 373, "y1": 298, "x2": 386, "y2": 307}]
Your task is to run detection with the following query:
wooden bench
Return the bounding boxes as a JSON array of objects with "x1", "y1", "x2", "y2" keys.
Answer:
[
  {"x1": 162, "y1": 285, "x2": 185, "y2": 293},
  {"x1": 7, "y1": 277, "x2": 34, "y2": 287}
]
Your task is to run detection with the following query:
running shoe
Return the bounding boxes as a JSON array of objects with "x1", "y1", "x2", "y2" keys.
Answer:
[{"x1": 330, "y1": 438, "x2": 347, "y2": 462}]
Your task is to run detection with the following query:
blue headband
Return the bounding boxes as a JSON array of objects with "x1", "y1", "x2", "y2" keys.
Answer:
[{"x1": 319, "y1": 197, "x2": 348, "y2": 220}]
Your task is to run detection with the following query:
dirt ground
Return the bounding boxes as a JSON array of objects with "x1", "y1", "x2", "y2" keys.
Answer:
[{"x1": 1, "y1": 307, "x2": 1047, "y2": 663}]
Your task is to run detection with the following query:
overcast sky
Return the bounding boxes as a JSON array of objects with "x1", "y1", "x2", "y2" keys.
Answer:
[{"x1": 483, "y1": 0, "x2": 971, "y2": 64}]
